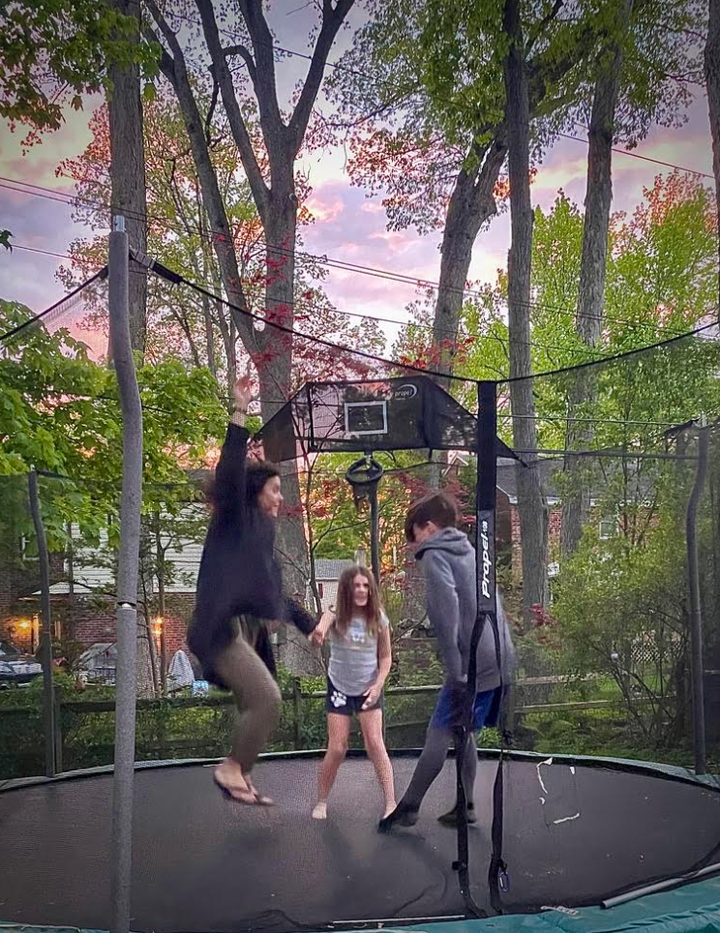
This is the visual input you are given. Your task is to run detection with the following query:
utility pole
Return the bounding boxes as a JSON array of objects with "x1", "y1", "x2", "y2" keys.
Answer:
[{"x1": 109, "y1": 216, "x2": 144, "y2": 933}]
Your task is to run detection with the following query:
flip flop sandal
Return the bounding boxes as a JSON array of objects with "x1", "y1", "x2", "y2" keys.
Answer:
[
  {"x1": 213, "y1": 771, "x2": 257, "y2": 805},
  {"x1": 246, "y1": 778, "x2": 274, "y2": 806}
]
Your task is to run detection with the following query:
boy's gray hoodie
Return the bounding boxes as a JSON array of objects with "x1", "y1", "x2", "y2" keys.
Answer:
[{"x1": 415, "y1": 527, "x2": 516, "y2": 692}]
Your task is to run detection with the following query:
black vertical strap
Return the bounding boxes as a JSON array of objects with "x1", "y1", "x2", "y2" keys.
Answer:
[
  {"x1": 453, "y1": 381, "x2": 499, "y2": 917},
  {"x1": 478, "y1": 380, "x2": 508, "y2": 913}
]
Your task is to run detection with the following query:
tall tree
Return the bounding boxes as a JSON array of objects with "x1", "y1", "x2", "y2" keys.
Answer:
[
  {"x1": 0, "y1": 1, "x2": 159, "y2": 353},
  {"x1": 503, "y1": 0, "x2": 549, "y2": 619},
  {"x1": 143, "y1": 1, "x2": 355, "y2": 667},
  {"x1": 108, "y1": 0, "x2": 148, "y2": 357},
  {"x1": 58, "y1": 91, "x2": 257, "y2": 378},
  {"x1": 562, "y1": 0, "x2": 634, "y2": 556},
  {"x1": 561, "y1": 0, "x2": 704, "y2": 554},
  {"x1": 332, "y1": 0, "x2": 601, "y2": 392},
  {"x1": 0, "y1": 2, "x2": 154, "y2": 135}
]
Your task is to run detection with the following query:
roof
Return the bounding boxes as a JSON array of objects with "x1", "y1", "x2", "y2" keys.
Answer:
[
  {"x1": 313, "y1": 559, "x2": 355, "y2": 580},
  {"x1": 496, "y1": 457, "x2": 657, "y2": 506},
  {"x1": 496, "y1": 458, "x2": 562, "y2": 504}
]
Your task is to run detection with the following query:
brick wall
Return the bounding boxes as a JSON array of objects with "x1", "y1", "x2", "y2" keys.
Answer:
[
  {"x1": 510, "y1": 504, "x2": 562, "y2": 581},
  {"x1": 149, "y1": 594, "x2": 194, "y2": 660}
]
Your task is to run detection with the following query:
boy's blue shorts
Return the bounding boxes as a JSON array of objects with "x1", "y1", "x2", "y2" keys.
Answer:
[{"x1": 431, "y1": 685, "x2": 497, "y2": 732}]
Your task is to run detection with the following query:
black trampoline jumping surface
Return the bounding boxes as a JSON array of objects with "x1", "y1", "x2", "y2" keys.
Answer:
[{"x1": 2, "y1": 755, "x2": 720, "y2": 933}]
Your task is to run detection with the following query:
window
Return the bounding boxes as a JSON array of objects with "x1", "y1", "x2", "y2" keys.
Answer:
[
  {"x1": 599, "y1": 517, "x2": 616, "y2": 540},
  {"x1": 19, "y1": 535, "x2": 38, "y2": 561}
]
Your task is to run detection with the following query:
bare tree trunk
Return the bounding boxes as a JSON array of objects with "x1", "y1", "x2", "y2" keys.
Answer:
[
  {"x1": 432, "y1": 140, "x2": 507, "y2": 383},
  {"x1": 147, "y1": 0, "x2": 354, "y2": 672},
  {"x1": 202, "y1": 291, "x2": 216, "y2": 375},
  {"x1": 108, "y1": 0, "x2": 147, "y2": 358},
  {"x1": 561, "y1": 1, "x2": 633, "y2": 556},
  {"x1": 426, "y1": 139, "x2": 506, "y2": 489},
  {"x1": 503, "y1": 0, "x2": 548, "y2": 623},
  {"x1": 707, "y1": 0, "x2": 720, "y2": 320}
]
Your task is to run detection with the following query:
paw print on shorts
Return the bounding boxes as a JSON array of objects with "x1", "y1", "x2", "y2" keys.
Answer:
[{"x1": 330, "y1": 689, "x2": 347, "y2": 708}]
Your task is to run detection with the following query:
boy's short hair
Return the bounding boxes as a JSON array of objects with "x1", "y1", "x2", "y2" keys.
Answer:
[{"x1": 404, "y1": 491, "x2": 459, "y2": 541}]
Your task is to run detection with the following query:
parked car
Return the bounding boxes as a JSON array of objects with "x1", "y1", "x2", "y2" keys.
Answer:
[{"x1": 0, "y1": 641, "x2": 43, "y2": 688}]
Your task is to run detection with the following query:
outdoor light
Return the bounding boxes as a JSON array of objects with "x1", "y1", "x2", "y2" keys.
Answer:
[{"x1": 152, "y1": 616, "x2": 164, "y2": 636}]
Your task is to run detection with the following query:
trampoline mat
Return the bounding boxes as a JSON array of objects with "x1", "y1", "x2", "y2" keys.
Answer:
[{"x1": 1, "y1": 756, "x2": 719, "y2": 932}]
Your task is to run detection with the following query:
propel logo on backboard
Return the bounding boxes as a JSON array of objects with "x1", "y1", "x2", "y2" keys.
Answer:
[
  {"x1": 393, "y1": 383, "x2": 418, "y2": 400},
  {"x1": 480, "y1": 519, "x2": 492, "y2": 598}
]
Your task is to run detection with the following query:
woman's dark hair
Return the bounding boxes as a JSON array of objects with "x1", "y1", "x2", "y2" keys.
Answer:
[
  {"x1": 204, "y1": 458, "x2": 280, "y2": 512},
  {"x1": 404, "y1": 490, "x2": 459, "y2": 541}
]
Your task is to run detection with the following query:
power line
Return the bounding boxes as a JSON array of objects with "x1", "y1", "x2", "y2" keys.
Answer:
[
  {"x1": 2, "y1": 170, "x2": 710, "y2": 344},
  {"x1": 153, "y1": 255, "x2": 720, "y2": 386},
  {"x1": 12, "y1": 244, "x2": 74, "y2": 261},
  {"x1": 1, "y1": 173, "x2": 688, "y2": 342},
  {"x1": 0, "y1": 170, "x2": 710, "y2": 341},
  {"x1": 2, "y1": 169, "x2": 708, "y2": 345},
  {"x1": 558, "y1": 132, "x2": 714, "y2": 181},
  {"x1": 153, "y1": 3, "x2": 714, "y2": 181}
]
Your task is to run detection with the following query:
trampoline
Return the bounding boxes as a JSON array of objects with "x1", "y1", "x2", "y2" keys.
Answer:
[{"x1": 2, "y1": 752, "x2": 720, "y2": 933}]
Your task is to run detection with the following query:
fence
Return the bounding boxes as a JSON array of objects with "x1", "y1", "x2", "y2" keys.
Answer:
[{"x1": 0, "y1": 674, "x2": 669, "y2": 781}]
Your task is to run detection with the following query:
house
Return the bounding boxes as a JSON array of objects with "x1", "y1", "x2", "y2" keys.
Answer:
[
  {"x1": 0, "y1": 512, "x2": 356, "y2": 669},
  {"x1": 445, "y1": 455, "x2": 640, "y2": 584},
  {"x1": 0, "y1": 456, "x2": 642, "y2": 659},
  {"x1": 311, "y1": 558, "x2": 356, "y2": 612}
]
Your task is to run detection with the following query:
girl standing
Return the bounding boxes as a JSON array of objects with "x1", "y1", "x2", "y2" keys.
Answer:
[{"x1": 310, "y1": 566, "x2": 395, "y2": 819}]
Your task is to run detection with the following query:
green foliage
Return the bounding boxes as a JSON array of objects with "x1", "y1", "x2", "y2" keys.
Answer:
[
  {"x1": 0, "y1": 0, "x2": 158, "y2": 138},
  {"x1": 0, "y1": 297, "x2": 227, "y2": 590},
  {"x1": 333, "y1": 0, "x2": 703, "y2": 236},
  {"x1": 395, "y1": 174, "x2": 720, "y2": 452}
]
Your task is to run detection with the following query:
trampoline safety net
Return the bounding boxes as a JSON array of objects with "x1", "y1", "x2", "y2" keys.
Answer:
[{"x1": 1, "y1": 267, "x2": 720, "y2": 933}]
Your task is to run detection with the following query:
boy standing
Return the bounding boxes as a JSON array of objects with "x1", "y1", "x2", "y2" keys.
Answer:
[{"x1": 379, "y1": 491, "x2": 515, "y2": 832}]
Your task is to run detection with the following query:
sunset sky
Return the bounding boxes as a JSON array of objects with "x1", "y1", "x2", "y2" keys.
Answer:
[{"x1": 0, "y1": 3, "x2": 714, "y2": 350}]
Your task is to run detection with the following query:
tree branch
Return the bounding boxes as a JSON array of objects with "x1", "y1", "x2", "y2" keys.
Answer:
[
  {"x1": 194, "y1": 0, "x2": 270, "y2": 218},
  {"x1": 288, "y1": 0, "x2": 356, "y2": 157},
  {"x1": 526, "y1": 0, "x2": 564, "y2": 55},
  {"x1": 223, "y1": 43, "x2": 257, "y2": 85},
  {"x1": 145, "y1": 0, "x2": 256, "y2": 352},
  {"x1": 206, "y1": 75, "x2": 219, "y2": 146},
  {"x1": 237, "y1": 0, "x2": 286, "y2": 135}
]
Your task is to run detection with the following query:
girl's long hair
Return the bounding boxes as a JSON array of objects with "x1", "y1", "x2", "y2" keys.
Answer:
[{"x1": 334, "y1": 565, "x2": 383, "y2": 638}]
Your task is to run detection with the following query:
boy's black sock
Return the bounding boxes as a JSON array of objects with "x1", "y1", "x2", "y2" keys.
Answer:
[
  {"x1": 437, "y1": 801, "x2": 476, "y2": 827},
  {"x1": 378, "y1": 801, "x2": 420, "y2": 833}
]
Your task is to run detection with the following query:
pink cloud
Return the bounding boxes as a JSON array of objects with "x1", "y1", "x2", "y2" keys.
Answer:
[{"x1": 305, "y1": 192, "x2": 346, "y2": 223}]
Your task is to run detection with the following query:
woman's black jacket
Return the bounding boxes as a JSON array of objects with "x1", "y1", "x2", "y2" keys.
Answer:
[{"x1": 187, "y1": 422, "x2": 315, "y2": 685}]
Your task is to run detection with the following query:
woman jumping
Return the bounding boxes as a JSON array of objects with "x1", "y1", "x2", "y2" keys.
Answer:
[
  {"x1": 310, "y1": 566, "x2": 396, "y2": 820},
  {"x1": 188, "y1": 373, "x2": 316, "y2": 805}
]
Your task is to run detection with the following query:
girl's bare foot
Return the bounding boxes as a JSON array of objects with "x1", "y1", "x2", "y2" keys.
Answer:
[
  {"x1": 382, "y1": 801, "x2": 397, "y2": 819},
  {"x1": 312, "y1": 801, "x2": 328, "y2": 820}
]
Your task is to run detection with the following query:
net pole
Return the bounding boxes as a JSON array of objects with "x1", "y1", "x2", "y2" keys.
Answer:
[
  {"x1": 27, "y1": 468, "x2": 57, "y2": 777},
  {"x1": 453, "y1": 381, "x2": 499, "y2": 917},
  {"x1": 109, "y1": 216, "x2": 143, "y2": 933},
  {"x1": 686, "y1": 420, "x2": 709, "y2": 775},
  {"x1": 476, "y1": 381, "x2": 506, "y2": 912},
  {"x1": 370, "y1": 484, "x2": 381, "y2": 584}
]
